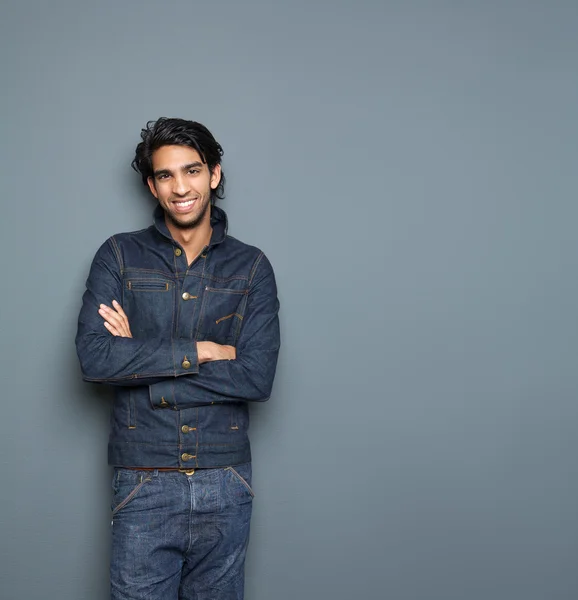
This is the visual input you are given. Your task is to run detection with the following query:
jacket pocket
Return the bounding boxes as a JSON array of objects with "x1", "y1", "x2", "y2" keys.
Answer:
[
  {"x1": 122, "y1": 276, "x2": 175, "y2": 337},
  {"x1": 128, "y1": 391, "x2": 136, "y2": 429},
  {"x1": 196, "y1": 287, "x2": 248, "y2": 344},
  {"x1": 126, "y1": 279, "x2": 171, "y2": 292}
]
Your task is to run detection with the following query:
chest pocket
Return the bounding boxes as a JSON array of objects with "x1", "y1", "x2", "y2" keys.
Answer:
[
  {"x1": 196, "y1": 286, "x2": 248, "y2": 345},
  {"x1": 122, "y1": 277, "x2": 175, "y2": 338}
]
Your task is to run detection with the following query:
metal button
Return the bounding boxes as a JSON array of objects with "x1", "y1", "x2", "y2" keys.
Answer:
[
  {"x1": 182, "y1": 292, "x2": 191, "y2": 301},
  {"x1": 181, "y1": 425, "x2": 190, "y2": 433},
  {"x1": 160, "y1": 397, "x2": 168, "y2": 407},
  {"x1": 174, "y1": 248, "x2": 182, "y2": 257},
  {"x1": 182, "y1": 359, "x2": 191, "y2": 369},
  {"x1": 181, "y1": 453, "x2": 194, "y2": 461}
]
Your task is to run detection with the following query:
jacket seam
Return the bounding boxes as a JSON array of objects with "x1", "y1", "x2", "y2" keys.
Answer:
[
  {"x1": 248, "y1": 252, "x2": 264, "y2": 286},
  {"x1": 109, "y1": 236, "x2": 124, "y2": 271}
]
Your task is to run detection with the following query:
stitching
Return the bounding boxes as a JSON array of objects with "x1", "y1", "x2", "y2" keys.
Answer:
[
  {"x1": 196, "y1": 273, "x2": 249, "y2": 283},
  {"x1": 173, "y1": 245, "x2": 180, "y2": 277},
  {"x1": 121, "y1": 267, "x2": 175, "y2": 278},
  {"x1": 248, "y1": 252, "x2": 264, "y2": 286},
  {"x1": 109, "y1": 441, "x2": 244, "y2": 446},
  {"x1": 193, "y1": 257, "x2": 209, "y2": 340},
  {"x1": 204, "y1": 287, "x2": 248, "y2": 295},
  {"x1": 128, "y1": 391, "x2": 136, "y2": 429},
  {"x1": 109, "y1": 236, "x2": 124, "y2": 271},
  {"x1": 215, "y1": 313, "x2": 243, "y2": 325},
  {"x1": 225, "y1": 467, "x2": 255, "y2": 497},
  {"x1": 233, "y1": 293, "x2": 249, "y2": 343},
  {"x1": 119, "y1": 268, "x2": 249, "y2": 284},
  {"x1": 194, "y1": 408, "x2": 199, "y2": 467},
  {"x1": 170, "y1": 293, "x2": 177, "y2": 376},
  {"x1": 176, "y1": 279, "x2": 183, "y2": 336},
  {"x1": 126, "y1": 281, "x2": 171, "y2": 292},
  {"x1": 84, "y1": 369, "x2": 183, "y2": 382},
  {"x1": 126, "y1": 278, "x2": 172, "y2": 286},
  {"x1": 112, "y1": 476, "x2": 151, "y2": 515}
]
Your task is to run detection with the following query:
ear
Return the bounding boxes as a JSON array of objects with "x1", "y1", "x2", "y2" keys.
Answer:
[
  {"x1": 210, "y1": 164, "x2": 222, "y2": 190},
  {"x1": 147, "y1": 176, "x2": 159, "y2": 199}
]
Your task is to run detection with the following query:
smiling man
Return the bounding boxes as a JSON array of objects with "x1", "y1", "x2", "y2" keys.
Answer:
[{"x1": 75, "y1": 118, "x2": 281, "y2": 600}]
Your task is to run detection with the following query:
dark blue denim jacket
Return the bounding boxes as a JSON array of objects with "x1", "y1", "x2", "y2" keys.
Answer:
[{"x1": 76, "y1": 205, "x2": 280, "y2": 468}]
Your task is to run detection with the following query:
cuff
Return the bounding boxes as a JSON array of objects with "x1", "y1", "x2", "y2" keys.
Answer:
[{"x1": 172, "y1": 340, "x2": 199, "y2": 376}]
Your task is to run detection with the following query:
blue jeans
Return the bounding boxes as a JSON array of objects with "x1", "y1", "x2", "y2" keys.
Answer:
[{"x1": 110, "y1": 464, "x2": 254, "y2": 600}]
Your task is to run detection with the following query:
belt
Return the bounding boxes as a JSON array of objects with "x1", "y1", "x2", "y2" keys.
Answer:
[{"x1": 124, "y1": 467, "x2": 196, "y2": 475}]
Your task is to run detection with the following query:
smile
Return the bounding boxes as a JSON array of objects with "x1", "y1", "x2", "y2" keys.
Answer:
[{"x1": 172, "y1": 198, "x2": 198, "y2": 213}]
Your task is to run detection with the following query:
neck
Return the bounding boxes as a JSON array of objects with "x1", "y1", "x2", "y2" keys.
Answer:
[{"x1": 165, "y1": 211, "x2": 213, "y2": 264}]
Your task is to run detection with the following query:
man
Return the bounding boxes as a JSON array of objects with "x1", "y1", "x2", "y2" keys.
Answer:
[{"x1": 75, "y1": 117, "x2": 280, "y2": 600}]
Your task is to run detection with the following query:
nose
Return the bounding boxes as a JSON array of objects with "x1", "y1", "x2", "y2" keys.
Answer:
[{"x1": 172, "y1": 174, "x2": 190, "y2": 197}]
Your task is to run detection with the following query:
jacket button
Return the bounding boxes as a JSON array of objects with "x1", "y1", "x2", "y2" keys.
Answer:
[
  {"x1": 181, "y1": 453, "x2": 194, "y2": 461},
  {"x1": 182, "y1": 359, "x2": 191, "y2": 369},
  {"x1": 181, "y1": 425, "x2": 190, "y2": 433},
  {"x1": 174, "y1": 248, "x2": 182, "y2": 257},
  {"x1": 160, "y1": 397, "x2": 168, "y2": 407},
  {"x1": 182, "y1": 292, "x2": 191, "y2": 300}
]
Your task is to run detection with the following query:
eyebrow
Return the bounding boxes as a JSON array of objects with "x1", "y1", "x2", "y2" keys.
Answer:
[{"x1": 153, "y1": 162, "x2": 203, "y2": 177}]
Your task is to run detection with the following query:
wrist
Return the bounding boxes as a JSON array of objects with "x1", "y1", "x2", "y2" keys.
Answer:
[{"x1": 196, "y1": 341, "x2": 215, "y2": 364}]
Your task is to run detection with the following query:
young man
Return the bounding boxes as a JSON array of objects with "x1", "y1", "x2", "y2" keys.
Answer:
[{"x1": 76, "y1": 118, "x2": 280, "y2": 600}]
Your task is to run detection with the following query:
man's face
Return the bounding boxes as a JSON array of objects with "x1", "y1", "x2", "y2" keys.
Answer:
[{"x1": 147, "y1": 145, "x2": 221, "y2": 230}]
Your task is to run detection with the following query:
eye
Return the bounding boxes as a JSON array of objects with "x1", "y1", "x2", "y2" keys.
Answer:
[{"x1": 188, "y1": 169, "x2": 200, "y2": 175}]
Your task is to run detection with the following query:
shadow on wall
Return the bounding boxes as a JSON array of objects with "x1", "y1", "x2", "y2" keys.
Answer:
[{"x1": 62, "y1": 339, "x2": 114, "y2": 598}]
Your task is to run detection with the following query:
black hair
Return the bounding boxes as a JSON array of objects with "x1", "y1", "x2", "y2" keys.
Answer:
[{"x1": 131, "y1": 117, "x2": 226, "y2": 202}]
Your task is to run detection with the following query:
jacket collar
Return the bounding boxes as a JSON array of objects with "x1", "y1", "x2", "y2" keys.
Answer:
[{"x1": 153, "y1": 203, "x2": 228, "y2": 247}]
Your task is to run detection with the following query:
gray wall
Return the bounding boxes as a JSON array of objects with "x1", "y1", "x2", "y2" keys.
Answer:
[{"x1": 1, "y1": 1, "x2": 578, "y2": 598}]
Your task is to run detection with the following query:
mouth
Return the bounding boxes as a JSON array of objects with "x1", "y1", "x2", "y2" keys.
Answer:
[{"x1": 172, "y1": 198, "x2": 198, "y2": 213}]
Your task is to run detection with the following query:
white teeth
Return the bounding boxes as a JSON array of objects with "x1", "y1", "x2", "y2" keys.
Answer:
[{"x1": 175, "y1": 200, "x2": 194, "y2": 207}]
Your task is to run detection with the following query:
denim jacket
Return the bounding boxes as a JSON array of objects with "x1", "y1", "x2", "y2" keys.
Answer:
[{"x1": 75, "y1": 205, "x2": 280, "y2": 468}]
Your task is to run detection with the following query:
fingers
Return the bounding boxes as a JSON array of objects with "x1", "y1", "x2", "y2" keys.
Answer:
[
  {"x1": 110, "y1": 300, "x2": 131, "y2": 337},
  {"x1": 103, "y1": 320, "x2": 122, "y2": 336},
  {"x1": 99, "y1": 304, "x2": 125, "y2": 336},
  {"x1": 112, "y1": 299, "x2": 128, "y2": 319},
  {"x1": 99, "y1": 302, "x2": 133, "y2": 338}
]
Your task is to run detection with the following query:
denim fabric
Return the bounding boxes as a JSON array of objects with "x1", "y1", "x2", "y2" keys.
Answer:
[
  {"x1": 110, "y1": 463, "x2": 253, "y2": 600},
  {"x1": 75, "y1": 205, "x2": 280, "y2": 468}
]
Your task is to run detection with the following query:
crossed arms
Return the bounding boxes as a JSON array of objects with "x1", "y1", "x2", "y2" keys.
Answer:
[
  {"x1": 75, "y1": 239, "x2": 281, "y2": 407},
  {"x1": 99, "y1": 300, "x2": 237, "y2": 363}
]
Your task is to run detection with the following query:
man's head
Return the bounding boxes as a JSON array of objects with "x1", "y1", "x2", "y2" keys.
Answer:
[{"x1": 132, "y1": 118, "x2": 225, "y2": 230}]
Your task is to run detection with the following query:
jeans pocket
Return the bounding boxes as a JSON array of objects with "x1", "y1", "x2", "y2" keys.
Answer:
[
  {"x1": 111, "y1": 470, "x2": 152, "y2": 516},
  {"x1": 225, "y1": 465, "x2": 255, "y2": 498}
]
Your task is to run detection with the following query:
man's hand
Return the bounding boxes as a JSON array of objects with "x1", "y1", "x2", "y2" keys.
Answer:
[
  {"x1": 197, "y1": 341, "x2": 236, "y2": 364},
  {"x1": 99, "y1": 300, "x2": 133, "y2": 338}
]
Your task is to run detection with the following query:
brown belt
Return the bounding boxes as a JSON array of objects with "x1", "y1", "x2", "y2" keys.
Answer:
[{"x1": 124, "y1": 467, "x2": 196, "y2": 475}]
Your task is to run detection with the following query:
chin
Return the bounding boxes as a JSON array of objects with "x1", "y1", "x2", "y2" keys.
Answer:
[{"x1": 169, "y1": 214, "x2": 203, "y2": 230}]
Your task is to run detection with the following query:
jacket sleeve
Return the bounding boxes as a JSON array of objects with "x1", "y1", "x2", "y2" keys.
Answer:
[
  {"x1": 75, "y1": 238, "x2": 199, "y2": 385},
  {"x1": 148, "y1": 253, "x2": 280, "y2": 408}
]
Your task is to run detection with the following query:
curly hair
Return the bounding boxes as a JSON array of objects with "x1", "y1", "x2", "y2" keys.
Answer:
[{"x1": 132, "y1": 117, "x2": 226, "y2": 202}]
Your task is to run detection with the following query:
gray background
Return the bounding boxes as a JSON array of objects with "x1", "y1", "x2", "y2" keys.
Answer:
[{"x1": 1, "y1": 1, "x2": 577, "y2": 598}]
